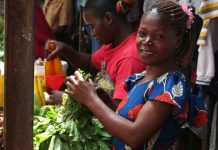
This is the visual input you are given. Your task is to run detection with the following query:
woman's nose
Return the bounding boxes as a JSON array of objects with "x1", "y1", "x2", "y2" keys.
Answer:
[{"x1": 142, "y1": 36, "x2": 153, "y2": 46}]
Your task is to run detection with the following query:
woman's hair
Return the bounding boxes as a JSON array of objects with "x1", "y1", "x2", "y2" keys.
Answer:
[
  {"x1": 82, "y1": 0, "x2": 135, "y2": 20},
  {"x1": 82, "y1": 0, "x2": 117, "y2": 18},
  {"x1": 144, "y1": 0, "x2": 195, "y2": 68}
]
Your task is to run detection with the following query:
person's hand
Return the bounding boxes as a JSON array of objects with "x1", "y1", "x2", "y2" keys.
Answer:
[
  {"x1": 45, "y1": 39, "x2": 64, "y2": 61},
  {"x1": 46, "y1": 90, "x2": 64, "y2": 105},
  {"x1": 65, "y1": 71, "x2": 96, "y2": 105}
]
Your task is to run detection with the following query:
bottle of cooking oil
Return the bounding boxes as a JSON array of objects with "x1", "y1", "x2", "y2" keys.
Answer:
[
  {"x1": 44, "y1": 41, "x2": 65, "y2": 93},
  {"x1": 44, "y1": 41, "x2": 63, "y2": 76}
]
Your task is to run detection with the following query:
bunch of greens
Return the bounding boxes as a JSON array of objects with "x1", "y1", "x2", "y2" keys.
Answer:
[{"x1": 33, "y1": 70, "x2": 112, "y2": 150}]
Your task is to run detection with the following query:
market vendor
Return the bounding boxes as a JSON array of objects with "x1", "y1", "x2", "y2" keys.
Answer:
[
  {"x1": 65, "y1": 1, "x2": 208, "y2": 149},
  {"x1": 45, "y1": 0, "x2": 146, "y2": 106}
]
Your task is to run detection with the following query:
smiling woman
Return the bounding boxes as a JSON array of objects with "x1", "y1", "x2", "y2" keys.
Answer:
[
  {"x1": 64, "y1": 1, "x2": 207, "y2": 149},
  {"x1": 136, "y1": 13, "x2": 180, "y2": 67}
]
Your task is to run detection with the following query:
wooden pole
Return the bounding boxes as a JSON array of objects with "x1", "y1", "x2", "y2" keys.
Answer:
[{"x1": 4, "y1": 0, "x2": 34, "y2": 149}]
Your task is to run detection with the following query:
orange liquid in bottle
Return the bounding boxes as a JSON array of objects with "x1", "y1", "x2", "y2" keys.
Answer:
[
  {"x1": 44, "y1": 41, "x2": 63, "y2": 76},
  {"x1": 45, "y1": 41, "x2": 65, "y2": 93}
]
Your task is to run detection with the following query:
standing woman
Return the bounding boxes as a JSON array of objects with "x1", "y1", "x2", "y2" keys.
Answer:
[
  {"x1": 65, "y1": 0, "x2": 208, "y2": 149},
  {"x1": 45, "y1": 0, "x2": 145, "y2": 105}
]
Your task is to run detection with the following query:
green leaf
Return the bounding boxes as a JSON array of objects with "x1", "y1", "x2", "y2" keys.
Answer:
[
  {"x1": 78, "y1": 116, "x2": 88, "y2": 128},
  {"x1": 98, "y1": 130, "x2": 112, "y2": 138},
  {"x1": 70, "y1": 142, "x2": 83, "y2": 150},
  {"x1": 48, "y1": 135, "x2": 70, "y2": 150},
  {"x1": 97, "y1": 140, "x2": 111, "y2": 150},
  {"x1": 35, "y1": 125, "x2": 57, "y2": 143},
  {"x1": 92, "y1": 117, "x2": 104, "y2": 128}
]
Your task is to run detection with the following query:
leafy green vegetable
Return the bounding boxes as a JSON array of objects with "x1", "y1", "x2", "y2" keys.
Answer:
[
  {"x1": 34, "y1": 95, "x2": 40, "y2": 115},
  {"x1": 33, "y1": 70, "x2": 112, "y2": 150}
]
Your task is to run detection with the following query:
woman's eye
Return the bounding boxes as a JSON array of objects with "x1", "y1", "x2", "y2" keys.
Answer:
[
  {"x1": 138, "y1": 31, "x2": 146, "y2": 38},
  {"x1": 155, "y1": 34, "x2": 163, "y2": 40}
]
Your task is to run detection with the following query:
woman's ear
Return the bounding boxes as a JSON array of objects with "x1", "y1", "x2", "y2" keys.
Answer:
[{"x1": 104, "y1": 12, "x2": 114, "y2": 25}]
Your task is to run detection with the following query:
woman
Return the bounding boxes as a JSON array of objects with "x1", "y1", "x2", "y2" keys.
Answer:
[{"x1": 65, "y1": 1, "x2": 208, "y2": 149}]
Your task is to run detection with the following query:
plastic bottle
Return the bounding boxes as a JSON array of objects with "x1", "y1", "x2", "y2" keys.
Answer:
[
  {"x1": 44, "y1": 41, "x2": 65, "y2": 93},
  {"x1": 44, "y1": 41, "x2": 63, "y2": 76}
]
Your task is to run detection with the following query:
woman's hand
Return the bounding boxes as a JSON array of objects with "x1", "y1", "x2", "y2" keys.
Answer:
[
  {"x1": 45, "y1": 39, "x2": 64, "y2": 60},
  {"x1": 65, "y1": 71, "x2": 96, "y2": 105},
  {"x1": 46, "y1": 90, "x2": 64, "y2": 105}
]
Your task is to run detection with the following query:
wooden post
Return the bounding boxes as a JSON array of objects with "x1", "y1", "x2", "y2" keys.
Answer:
[{"x1": 4, "y1": 0, "x2": 34, "y2": 149}]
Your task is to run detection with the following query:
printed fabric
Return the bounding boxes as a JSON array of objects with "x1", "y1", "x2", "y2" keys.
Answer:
[{"x1": 113, "y1": 71, "x2": 208, "y2": 150}]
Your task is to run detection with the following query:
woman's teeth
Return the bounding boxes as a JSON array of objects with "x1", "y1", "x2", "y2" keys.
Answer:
[{"x1": 141, "y1": 50, "x2": 153, "y2": 55}]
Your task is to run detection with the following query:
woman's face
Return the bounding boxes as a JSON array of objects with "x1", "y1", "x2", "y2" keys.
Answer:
[
  {"x1": 136, "y1": 13, "x2": 181, "y2": 66},
  {"x1": 83, "y1": 9, "x2": 113, "y2": 44}
]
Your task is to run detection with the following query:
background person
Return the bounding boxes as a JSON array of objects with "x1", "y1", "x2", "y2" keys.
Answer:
[{"x1": 35, "y1": 0, "x2": 55, "y2": 59}]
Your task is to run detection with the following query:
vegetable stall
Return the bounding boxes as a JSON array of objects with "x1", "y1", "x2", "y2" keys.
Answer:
[{"x1": 1, "y1": 0, "x2": 211, "y2": 149}]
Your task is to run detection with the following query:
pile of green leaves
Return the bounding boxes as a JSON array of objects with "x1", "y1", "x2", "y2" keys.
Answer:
[{"x1": 33, "y1": 70, "x2": 112, "y2": 150}]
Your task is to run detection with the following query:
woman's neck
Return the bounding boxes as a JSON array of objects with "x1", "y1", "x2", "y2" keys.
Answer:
[
  {"x1": 144, "y1": 62, "x2": 179, "y2": 81},
  {"x1": 112, "y1": 22, "x2": 134, "y2": 47}
]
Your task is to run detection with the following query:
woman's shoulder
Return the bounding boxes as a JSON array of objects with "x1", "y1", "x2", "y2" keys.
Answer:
[
  {"x1": 149, "y1": 71, "x2": 187, "y2": 89},
  {"x1": 124, "y1": 71, "x2": 186, "y2": 92},
  {"x1": 147, "y1": 71, "x2": 187, "y2": 108},
  {"x1": 153, "y1": 71, "x2": 185, "y2": 86},
  {"x1": 159, "y1": 71, "x2": 186, "y2": 81},
  {"x1": 124, "y1": 71, "x2": 145, "y2": 90},
  {"x1": 150, "y1": 71, "x2": 207, "y2": 128}
]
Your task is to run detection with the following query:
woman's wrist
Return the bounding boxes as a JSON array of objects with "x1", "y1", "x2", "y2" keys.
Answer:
[{"x1": 85, "y1": 92, "x2": 102, "y2": 108}]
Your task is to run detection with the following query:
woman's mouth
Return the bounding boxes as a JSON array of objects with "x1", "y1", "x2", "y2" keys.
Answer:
[
  {"x1": 139, "y1": 48, "x2": 154, "y2": 55},
  {"x1": 142, "y1": 51, "x2": 153, "y2": 55}
]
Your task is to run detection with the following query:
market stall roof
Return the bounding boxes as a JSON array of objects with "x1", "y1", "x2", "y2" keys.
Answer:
[{"x1": 4, "y1": 0, "x2": 34, "y2": 149}]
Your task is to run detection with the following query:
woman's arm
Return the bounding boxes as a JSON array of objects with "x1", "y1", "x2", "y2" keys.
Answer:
[
  {"x1": 45, "y1": 39, "x2": 98, "y2": 75},
  {"x1": 65, "y1": 71, "x2": 173, "y2": 148},
  {"x1": 86, "y1": 96, "x2": 172, "y2": 148}
]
